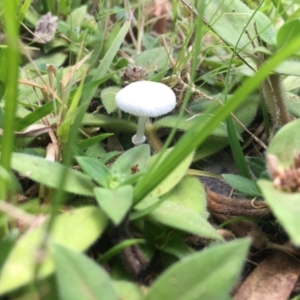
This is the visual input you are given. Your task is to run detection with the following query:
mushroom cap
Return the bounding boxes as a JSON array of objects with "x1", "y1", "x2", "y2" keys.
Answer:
[{"x1": 115, "y1": 81, "x2": 176, "y2": 117}]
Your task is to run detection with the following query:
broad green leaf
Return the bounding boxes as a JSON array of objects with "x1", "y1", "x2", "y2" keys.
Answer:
[
  {"x1": 114, "y1": 280, "x2": 144, "y2": 300},
  {"x1": 76, "y1": 156, "x2": 111, "y2": 188},
  {"x1": 222, "y1": 174, "x2": 262, "y2": 197},
  {"x1": 11, "y1": 153, "x2": 96, "y2": 196},
  {"x1": 155, "y1": 234, "x2": 194, "y2": 259},
  {"x1": 101, "y1": 86, "x2": 121, "y2": 114},
  {"x1": 134, "y1": 47, "x2": 169, "y2": 73},
  {"x1": 54, "y1": 244, "x2": 118, "y2": 300},
  {"x1": 204, "y1": 0, "x2": 276, "y2": 56},
  {"x1": 246, "y1": 156, "x2": 268, "y2": 179},
  {"x1": 94, "y1": 185, "x2": 133, "y2": 225},
  {"x1": 23, "y1": 53, "x2": 68, "y2": 72},
  {"x1": 277, "y1": 19, "x2": 300, "y2": 49},
  {"x1": 146, "y1": 238, "x2": 251, "y2": 300},
  {"x1": 267, "y1": 118, "x2": 300, "y2": 168},
  {"x1": 275, "y1": 59, "x2": 300, "y2": 76},
  {"x1": 136, "y1": 198, "x2": 221, "y2": 240},
  {"x1": 161, "y1": 176, "x2": 207, "y2": 215},
  {"x1": 0, "y1": 229, "x2": 19, "y2": 271},
  {"x1": 189, "y1": 94, "x2": 259, "y2": 135},
  {"x1": 111, "y1": 144, "x2": 150, "y2": 176},
  {"x1": 0, "y1": 206, "x2": 108, "y2": 295},
  {"x1": 257, "y1": 180, "x2": 300, "y2": 246},
  {"x1": 67, "y1": 5, "x2": 87, "y2": 27},
  {"x1": 193, "y1": 136, "x2": 229, "y2": 161},
  {"x1": 148, "y1": 148, "x2": 194, "y2": 197},
  {"x1": 283, "y1": 76, "x2": 300, "y2": 91},
  {"x1": 286, "y1": 92, "x2": 300, "y2": 117}
]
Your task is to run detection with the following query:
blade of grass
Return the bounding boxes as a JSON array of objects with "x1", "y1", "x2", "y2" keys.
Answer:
[
  {"x1": 17, "y1": 0, "x2": 32, "y2": 23},
  {"x1": 270, "y1": 0, "x2": 289, "y2": 21},
  {"x1": 226, "y1": 118, "x2": 251, "y2": 178},
  {"x1": 0, "y1": 0, "x2": 21, "y2": 236},
  {"x1": 133, "y1": 37, "x2": 300, "y2": 204},
  {"x1": 224, "y1": 1, "x2": 264, "y2": 179},
  {"x1": 15, "y1": 101, "x2": 54, "y2": 131}
]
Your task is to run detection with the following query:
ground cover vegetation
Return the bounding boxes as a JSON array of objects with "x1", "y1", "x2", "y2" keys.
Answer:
[{"x1": 1, "y1": 0, "x2": 300, "y2": 299}]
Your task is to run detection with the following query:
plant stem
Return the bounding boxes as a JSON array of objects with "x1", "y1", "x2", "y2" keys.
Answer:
[
  {"x1": 261, "y1": 75, "x2": 290, "y2": 126},
  {"x1": 145, "y1": 122, "x2": 163, "y2": 152}
]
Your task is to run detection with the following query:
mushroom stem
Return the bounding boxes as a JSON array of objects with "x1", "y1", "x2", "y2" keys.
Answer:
[{"x1": 132, "y1": 116, "x2": 148, "y2": 146}]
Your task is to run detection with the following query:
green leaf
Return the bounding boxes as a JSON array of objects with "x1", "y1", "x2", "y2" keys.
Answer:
[
  {"x1": 94, "y1": 20, "x2": 130, "y2": 80},
  {"x1": 66, "y1": 5, "x2": 88, "y2": 27},
  {"x1": 0, "y1": 206, "x2": 108, "y2": 295},
  {"x1": 101, "y1": 86, "x2": 121, "y2": 114},
  {"x1": 24, "y1": 53, "x2": 68, "y2": 72},
  {"x1": 275, "y1": 59, "x2": 300, "y2": 76},
  {"x1": 146, "y1": 238, "x2": 251, "y2": 300},
  {"x1": 99, "y1": 239, "x2": 146, "y2": 263},
  {"x1": 15, "y1": 101, "x2": 54, "y2": 131},
  {"x1": 54, "y1": 244, "x2": 118, "y2": 300},
  {"x1": 222, "y1": 174, "x2": 262, "y2": 197},
  {"x1": 135, "y1": 198, "x2": 221, "y2": 240},
  {"x1": 0, "y1": 229, "x2": 19, "y2": 271},
  {"x1": 76, "y1": 133, "x2": 113, "y2": 150},
  {"x1": 82, "y1": 113, "x2": 136, "y2": 132},
  {"x1": 277, "y1": 19, "x2": 300, "y2": 50},
  {"x1": 204, "y1": 0, "x2": 276, "y2": 56},
  {"x1": 161, "y1": 176, "x2": 207, "y2": 215},
  {"x1": 267, "y1": 118, "x2": 300, "y2": 169},
  {"x1": 11, "y1": 153, "x2": 96, "y2": 196},
  {"x1": 193, "y1": 136, "x2": 229, "y2": 161},
  {"x1": 246, "y1": 156, "x2": 268, "y2": 179},
  {"x1": 156, "y1": 234, "x2": 194, "y2": 259},
  {"x1": 114, "y1": 280, "x2": 144, "y2": 300},
  {"x1": 189, "y1": 94, "x2": 259, "y2": 136},
  {"x1": 76, "y1": 156, "x2": 111, "y2": 188},
  {"x1": 286, "y1": 92, "x2": 300, "y2": 117},
  {"x1": 154, "y1": 114, "x2": 229, "y2": 138},
  {"x1": 134, "y1": 47, "x2": 169, "y2": 74},
  {"x1": 111, "y1": 144, "x2": 150, "y2": 176},
  {"x1": 148, "y1": 148, "x2": 193, "y2": 198},
  {"x1": 257, "y1": 180, "x2": 300, "y2": 246},
  {"x1": 94, "y1": 185, "x2": 133, "y2": 225}
]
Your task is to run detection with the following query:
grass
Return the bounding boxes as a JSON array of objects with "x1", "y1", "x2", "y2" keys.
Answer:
[{"x1": 1, "y1": 0, "x2": 300, "y2": 299}]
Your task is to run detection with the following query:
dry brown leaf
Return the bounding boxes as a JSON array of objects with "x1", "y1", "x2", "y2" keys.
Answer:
[
  {"x1": 61, "y1": 52, "x2": 92, "y2": 87},
  {"x1": 234, "y1": 251, "x2": 300, "y2": 300},
  {"x1": 15, "y1": 124, "x2": 51, "y2": 137},
  {"x1": 147, "y1": 0, "x2": 172, "y2": 34},
  {"x1": 16, "y1": 214, "x2": 48, "y2": 233},
  {"x1": 0, "y1": 124, "x2": 51, "y2": 138},
  {"x1": 45, "y1": 143, "x2": 59, "y2": 162}
]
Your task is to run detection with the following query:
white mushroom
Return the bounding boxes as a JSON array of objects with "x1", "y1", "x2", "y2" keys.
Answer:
[{"x1": 115, "y1": 81, "x2": 176, "y2": 145}]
